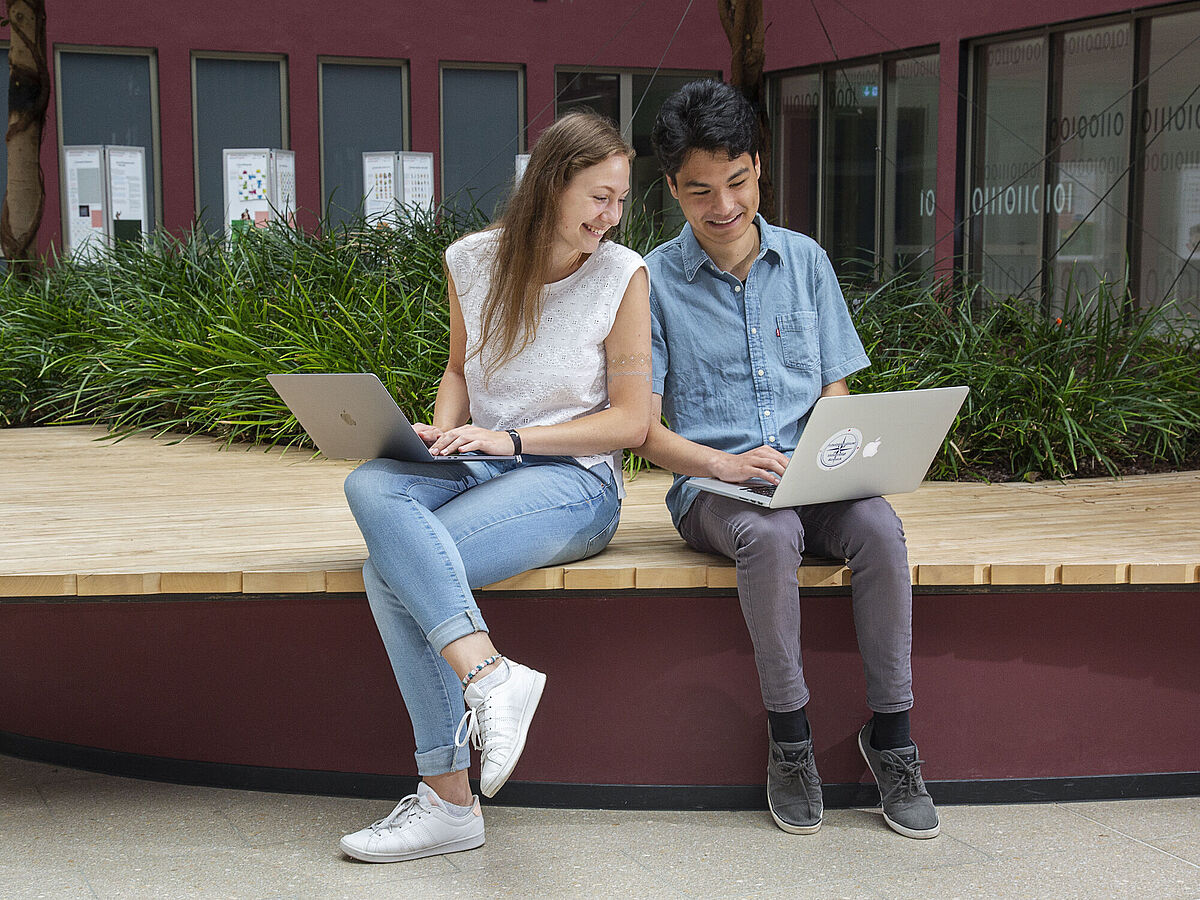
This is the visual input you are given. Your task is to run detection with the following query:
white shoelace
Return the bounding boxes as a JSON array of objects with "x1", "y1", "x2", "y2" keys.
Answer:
[
  {"x1": 454, "y1": 707, "x2": 481, "y2": 751},
  {"x1": 371, "y1": 793, "x2": 427, "y2": 832}
]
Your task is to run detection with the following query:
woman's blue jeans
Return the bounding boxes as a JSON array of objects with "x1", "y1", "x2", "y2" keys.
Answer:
[{"x1": 343, "y1": 455, "x2": 620, "y2": 776}]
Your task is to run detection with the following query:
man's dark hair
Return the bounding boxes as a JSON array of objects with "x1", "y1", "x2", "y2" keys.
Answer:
[{"x1": 651, "y1": 79, "x2": 758, "y2": 180}]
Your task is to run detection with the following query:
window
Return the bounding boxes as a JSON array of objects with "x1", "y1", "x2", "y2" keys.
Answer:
[
  {"x1": 967, "y1": 8, "x2": 1200, "y2": 313},
  {"x1": 556, "y1": 68, "x2": 716, "y2": 230},
  {"x1": 192, "y1": 55, "x2": 287, "y2": 235},
  {"x1": 55, "y1": 48, "x2": 160, "y2": 233},
  {"x1": 884, "y1": 55, "x2": 940, "y2": 278},
  {"x1": 769, "y1": 51, "x2": 940, "y2": 281},
  {"x1": 440, "y1": 66, "x2": 523, "y2": 218},
  {"x1": 320, "y1": 59, "x2": 408, "y2": 226},
  {"x1": 0, "y1": 45, "x2": 8, "y2": 222},
  {"x1": 1137, "y1": 7, "x2": 1200, "y2": 314}
]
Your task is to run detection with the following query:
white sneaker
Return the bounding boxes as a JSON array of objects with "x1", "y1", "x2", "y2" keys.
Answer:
[
  {"x1": 455, "y1": 659, "x2": 546, "y2": 798},
  {"x1": 338, "y1": 782, "x2": 484, "y2": 863}
]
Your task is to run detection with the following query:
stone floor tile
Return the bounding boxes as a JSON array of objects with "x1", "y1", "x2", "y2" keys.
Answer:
[
  {"x1": 1062, "y1": 797, "x2": 1200, "y2": 841},
  {"x1": 34, "y1": 775, "x2": 249, "y2": 855},
  {"x1": 0, "y1": 867, "x2": 97, "y2": 900},
  {"x1": 864, "y1": 840, "x2": 1200, "y2": 900},
  {"x1": 936, "y1": 801, "x2": 1133, "y2": 859},
  {"x1": 220, "y1": 790, "x2": 389, "y2": 848},
  {"x1": 1155, "y1": 832, "x2": 1200, "y2": 868},
  {"x1": 613, "y1": 807, "x2": 987, "y2": 895}
]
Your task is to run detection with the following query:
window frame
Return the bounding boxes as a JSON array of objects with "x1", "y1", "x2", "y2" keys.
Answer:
[
  {"x1": 438, "y1": 61, "x2": 526, "y2": 204},
  {"x1": 53, "y1": 44, "x2": 163, "y2": 243},
  {"x1": 190, "y1": 51, "x2": 289, "y2": 227},
  {"x1": 317, "y1": 55, "x2": 410, "y2": 220}
]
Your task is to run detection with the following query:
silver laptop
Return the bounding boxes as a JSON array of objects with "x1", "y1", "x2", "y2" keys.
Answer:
[
  {"x1": 689, "y1": 386, "x2": 969, "y2": 507},
  {"x1": 267, "y1": 373, "x2": 520, "y2": 462}
]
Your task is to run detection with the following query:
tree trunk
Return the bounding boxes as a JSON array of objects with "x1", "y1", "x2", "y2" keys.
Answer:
[
  {"x1": 2, "y1": 0, "x2": 49, "y2": 276},
  {"x1": 718, "y1": 0, "x2": 775, "y2": 223}
]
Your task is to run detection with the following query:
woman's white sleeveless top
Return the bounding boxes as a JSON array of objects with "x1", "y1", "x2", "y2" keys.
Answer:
[{"x1": 444, "y1": 229, "x2": 647, "y2": 496}]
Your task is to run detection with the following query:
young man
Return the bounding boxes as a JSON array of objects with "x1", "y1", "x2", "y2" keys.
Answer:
[{"x1": 638, "y1": 80, "x2": 938, "y2": 839}]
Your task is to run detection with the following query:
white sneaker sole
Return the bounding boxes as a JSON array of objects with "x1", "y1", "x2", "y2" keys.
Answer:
[
  {"x1": 767, "y1": 786, "x2": 822, "y2": 834},
  {"x1": 339, "y1": 829, "x2": 484, "y2": 863},
  {"x1": 857, "y1": 729, "x2": 940, "y2": 840},
  {"x1": 480, "y1": 670, "x2": 546, "y2": 798}
]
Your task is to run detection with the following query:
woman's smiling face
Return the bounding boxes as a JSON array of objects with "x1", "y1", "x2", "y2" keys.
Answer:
[{"x1": 551, "y1": 153, "x2": 631, "y2": 269}]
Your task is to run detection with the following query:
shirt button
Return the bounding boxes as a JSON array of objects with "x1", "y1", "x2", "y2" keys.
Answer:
[
  {"x1": 764, "y1": 410, "x2": 772, "y2": 417},
  {"x1": 750, "y1": 327, "x2": 757, "y2": 335},
  {"x1": 757, "y1": 369, "x2": 764, "y2": 376},
  {"x1": 769, "y1": 435, "x2": 776, "y2": 442},
  {"x1": 734, "y1": 285, "x2": 742, "y2": 293}
]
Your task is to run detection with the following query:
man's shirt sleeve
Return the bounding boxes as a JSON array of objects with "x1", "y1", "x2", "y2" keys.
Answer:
[
  {"x1": 813, "y1": 248, "x2": 871, "y2": 385},
  {"x1": 649, "y1": 288, "x2": 669, "y2": 396}
]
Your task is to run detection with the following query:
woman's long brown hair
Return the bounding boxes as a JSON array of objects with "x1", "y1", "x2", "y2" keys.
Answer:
[{"x1": 469, "y1": 110, "x2": 633, "y2": 378}]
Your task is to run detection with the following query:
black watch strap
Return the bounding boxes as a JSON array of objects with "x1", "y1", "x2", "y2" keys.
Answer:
[{"x1": 506, "y1": 429, "x2": 522, "y2": 455}]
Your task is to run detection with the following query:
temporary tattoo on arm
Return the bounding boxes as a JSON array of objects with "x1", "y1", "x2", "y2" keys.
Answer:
[{"x1": 607, "y1": 353, "x2": 652, "y2": 384}]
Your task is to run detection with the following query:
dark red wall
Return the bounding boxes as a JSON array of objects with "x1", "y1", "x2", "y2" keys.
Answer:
[
  {"x1": 2, "y1": 589, "x2": 1197, "y2": 786},
  {"x1": 2, "y1": 0, "x2": 1177, "y2": 253}
]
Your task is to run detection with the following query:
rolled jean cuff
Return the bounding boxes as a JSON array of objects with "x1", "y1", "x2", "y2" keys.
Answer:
[
  {"x1": 427, "y1": 608, "x2": 489, "y2": 655},
  {"x1": 414, "y1": 741, "x2": 471, "y2": 777}
]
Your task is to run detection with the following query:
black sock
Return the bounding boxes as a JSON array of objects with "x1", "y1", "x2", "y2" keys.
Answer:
[
  {"x1": 768, "y1": 707, "x2": 811, "y2": 744},
  {"x1": 870, "y1": 710, "x2": 911, "y2": 751}
]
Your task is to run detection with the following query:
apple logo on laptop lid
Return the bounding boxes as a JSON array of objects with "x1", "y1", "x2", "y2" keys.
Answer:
[
  {"x1": 340, "y1": 410, "x2": 357, "y2": 427},
  {"x1": 862, "y1": 437, "x2": 882, "y2": 458}
]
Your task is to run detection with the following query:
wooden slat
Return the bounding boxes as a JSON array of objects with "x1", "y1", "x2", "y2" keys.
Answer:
[
  {"x1": 325, "y1": 569, "x2": 366, "y2": 593},
  {"x1": 242, "y1": 571, "x2": 326, "y2": 593},
  {"x1": 706, "y1": 566, "x2": 737, "y2": 589},
  {"x1": 563, "y1": 567, "x2": 636, "y2": 590},
  {"x1": 990, "y1": 564, "x2": 1061, "y2": 585},
  {"x1": 1128, "y1": 563, "x2": 1195, "y2": 585},
  {"x1": 160, "y1": 572, "x2": 242, "y2": 594},
  {"x1": 0, "y1": 574, "x2": 77, "y2": 597},
  {"x1": 916, "y1": 564, "x2": 989, "y2": 586},
  {"x1": 635, "y1": 566, "x2": 708, "y2": 589},
  {"x1": 797, "y1": 565, "x2": 850, "y2": 588},
  {"x1": 77, "y1": 573, "x2": 161, "y2": 596},
  {"x1": 1061, "y1": 563, "x2": 1130, "y2": 585}
]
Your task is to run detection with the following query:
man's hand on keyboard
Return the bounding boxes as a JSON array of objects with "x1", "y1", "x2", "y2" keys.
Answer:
[{"x1": 710, "y1": 445, "x2": 789, "y2": 485}]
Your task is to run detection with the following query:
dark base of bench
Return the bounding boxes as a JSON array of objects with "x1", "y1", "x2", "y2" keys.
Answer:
[
  {"x1": 2, "y1": 587, "x2": 1198, "y2": 803},
  {"x1": 4, "y1": 730, "x2": 1198, "y2": 809}
]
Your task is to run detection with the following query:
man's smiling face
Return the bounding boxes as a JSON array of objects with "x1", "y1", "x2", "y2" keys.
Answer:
[{"x1": 668, "y1": 149, "x2": 761, "y2": 256}]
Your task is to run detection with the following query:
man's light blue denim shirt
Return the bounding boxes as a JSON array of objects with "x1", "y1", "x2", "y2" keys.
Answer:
[{"x1": 647, "y1": 216, "x2": 870, "y2": 530}]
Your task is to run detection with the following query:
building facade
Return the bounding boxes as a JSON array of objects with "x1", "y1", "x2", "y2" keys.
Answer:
[{"x1": 5, "y1": 0, "x2": 1197, "y2": 309}]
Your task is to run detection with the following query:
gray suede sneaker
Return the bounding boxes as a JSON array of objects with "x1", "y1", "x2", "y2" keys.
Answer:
[
  {"x1": 858, "y1": 721, "x2": 940, "y2": 839},
  {"x1": 767, "y1": 727, "x2": 823, "y2": 834}
]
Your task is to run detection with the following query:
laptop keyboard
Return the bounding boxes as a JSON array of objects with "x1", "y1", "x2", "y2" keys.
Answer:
[{"x1": 743, "y1": 483, "x2": 777, "y2": 497}]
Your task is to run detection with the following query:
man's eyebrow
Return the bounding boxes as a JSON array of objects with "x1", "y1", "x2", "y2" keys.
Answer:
[{"x1": 682, "y1": 166, "x2": 752, "y2": 189}]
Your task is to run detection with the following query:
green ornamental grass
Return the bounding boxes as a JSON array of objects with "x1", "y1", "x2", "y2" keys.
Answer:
[{"x1": 1, "y1": 208, "x2": 1196, "y2": 482}]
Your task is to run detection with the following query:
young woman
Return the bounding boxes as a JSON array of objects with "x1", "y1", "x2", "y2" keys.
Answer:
[{"x1": 339, "y1": 112, "x2": 651, "y2": 863}]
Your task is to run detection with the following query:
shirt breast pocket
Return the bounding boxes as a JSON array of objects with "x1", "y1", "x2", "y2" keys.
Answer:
[{"x1": 776, "y1": 311, "x2": 819, "y2": 371}]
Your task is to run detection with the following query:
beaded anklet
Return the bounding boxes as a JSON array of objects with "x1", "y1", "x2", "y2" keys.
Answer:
[{"x1": 461, "y1": 654, "x2": 503, "y2": 689}]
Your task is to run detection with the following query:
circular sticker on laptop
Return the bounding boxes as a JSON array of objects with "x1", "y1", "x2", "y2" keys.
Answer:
[{"x1": 817, "y1": 427, "x2": 862, "y2": 470}]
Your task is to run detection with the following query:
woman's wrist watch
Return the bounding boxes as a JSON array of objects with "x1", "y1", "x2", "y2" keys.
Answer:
[{"x1": 506, "y1": 429, "x2": 522, "y2": 455}]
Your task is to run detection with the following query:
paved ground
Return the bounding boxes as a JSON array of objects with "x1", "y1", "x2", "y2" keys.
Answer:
[{"x1": 2, "y1": 754, "x2": 1198, "y2": 899}]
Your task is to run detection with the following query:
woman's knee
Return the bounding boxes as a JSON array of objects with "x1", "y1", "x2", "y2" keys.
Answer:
[{"x1": 343, "y1": 458, "x2": 390, "y2": 512}]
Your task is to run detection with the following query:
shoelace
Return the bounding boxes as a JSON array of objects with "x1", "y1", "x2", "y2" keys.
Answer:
[
  {"x1": 454, "y1": 707, "x2": 482, "y2": 752},
  {"x1": 370, "y1": 793, "x2": 429, "y2": 833},
  {"x1": 773, "y1": 751, "x2": 820, "y2": 786},
  {"x1": 880, "y1": 752, "x2": 927, "y2": 803}
]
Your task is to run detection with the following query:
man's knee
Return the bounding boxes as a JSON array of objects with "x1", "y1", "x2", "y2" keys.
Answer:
[
  {"x1": 843, "y1": 497, "x2": 908, "y2": 563},
  {"x1": 732, "y1": 509, "x2": 804, "y2": 567}
]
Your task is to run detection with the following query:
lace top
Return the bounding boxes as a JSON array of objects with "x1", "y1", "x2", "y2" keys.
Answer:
[{"x1": 444, "y1": 229, "x2": 647, "y2": 494}]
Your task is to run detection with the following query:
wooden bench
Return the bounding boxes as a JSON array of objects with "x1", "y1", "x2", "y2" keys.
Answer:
[{"x1": 2, "y1": 426, "x2": 1198, "y2": 807}]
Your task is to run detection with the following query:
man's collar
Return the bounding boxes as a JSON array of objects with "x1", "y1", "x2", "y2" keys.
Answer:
[{"x1": 680, "y1": 215, "x2": 783, "y2": 282}]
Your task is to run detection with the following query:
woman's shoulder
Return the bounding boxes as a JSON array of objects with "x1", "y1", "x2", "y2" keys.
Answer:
[
  {"x1": 594, "y1": 239, "x2": 646, "y2": 271},
  {"x1": 447, "y1": 227, "x2": 500, "y2": 258}
]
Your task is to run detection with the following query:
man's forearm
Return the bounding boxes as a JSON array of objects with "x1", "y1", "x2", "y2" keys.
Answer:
[{"x1": 637, "y1": 420, "x2": 722, "y2": 477}]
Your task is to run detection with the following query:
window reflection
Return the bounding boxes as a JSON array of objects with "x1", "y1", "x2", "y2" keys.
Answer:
[{"x1": 884, "y1": 54, "x2": 939, "y2": 281}]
